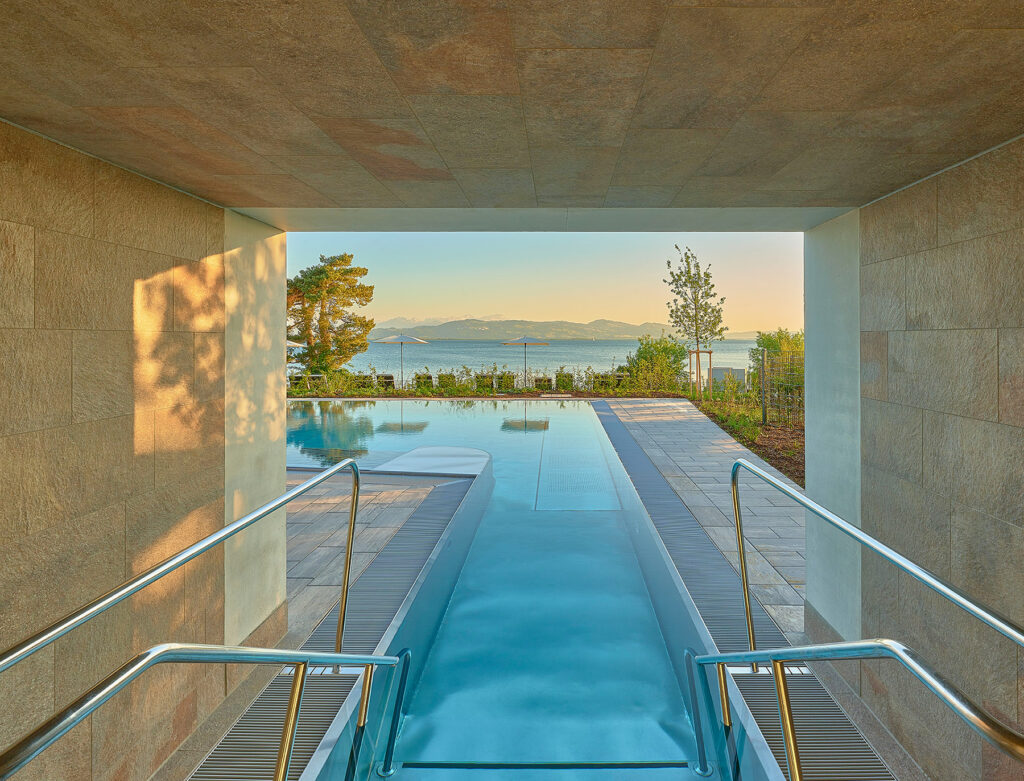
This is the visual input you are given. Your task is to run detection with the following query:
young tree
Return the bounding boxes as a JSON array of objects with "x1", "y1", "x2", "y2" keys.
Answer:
[
  {"x1": 287, "y1": 253, "x2": 374, "y2": 374},
  {"x1": 664, "y1": 245, "x2": 727, "y2": 394}
]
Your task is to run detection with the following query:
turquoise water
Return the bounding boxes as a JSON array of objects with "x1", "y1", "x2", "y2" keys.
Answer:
[{"x1": 288, "y1": 400, "x2": 698, "y2": 775}]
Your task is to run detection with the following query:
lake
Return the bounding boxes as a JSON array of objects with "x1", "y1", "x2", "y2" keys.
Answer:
[{"x1": 336, "y1": 338, "x2": 758, "y2": 378}]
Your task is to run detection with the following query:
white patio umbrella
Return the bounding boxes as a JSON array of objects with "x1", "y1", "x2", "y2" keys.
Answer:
[
  {"x1": 371, "y1": 334, "x2": 429, "y2": 388},
  {"x1": 501, "y1": 336, "x2": 549, "y2": 387}
]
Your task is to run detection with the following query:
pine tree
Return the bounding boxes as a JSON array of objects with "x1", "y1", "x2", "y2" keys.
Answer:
[
  {"x1": 287, "y1": 254, "x2": 374, "y2": 373},
  {"x1": 664, "y1": 245, "x2": 726, "y2": 394}
]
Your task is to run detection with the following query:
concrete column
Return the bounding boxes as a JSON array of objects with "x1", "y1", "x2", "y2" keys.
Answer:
[
  {"x1": 803, "y1": 210, "x2": 862, "y2": 645},
  {"x1": 222, "y1": 211, "x2": 288, "y2": 646}
]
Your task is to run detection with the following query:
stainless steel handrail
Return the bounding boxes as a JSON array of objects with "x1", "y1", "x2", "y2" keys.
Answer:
[
  {"x1": 730, "y1": 457, "x2": 1024, "y2": 669},
  {"x1": 0, "y1": 458, "x2": 361, "y2": 675},
  {"x1": 0, "y1": 643, "x2": 405, "y2": 780},
  {"x1": 697, "y1": 639, "x2": 1024, "y2": 781}
]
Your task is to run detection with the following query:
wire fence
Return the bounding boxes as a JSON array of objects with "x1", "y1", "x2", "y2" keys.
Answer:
[{"x1": 753, "y1": 349, "x2": 804, "y2": 425}]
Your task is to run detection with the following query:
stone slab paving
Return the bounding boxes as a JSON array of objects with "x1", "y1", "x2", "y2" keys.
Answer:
[{"x1": 606, "y1": 399, "x2": 806, "y2": 638}]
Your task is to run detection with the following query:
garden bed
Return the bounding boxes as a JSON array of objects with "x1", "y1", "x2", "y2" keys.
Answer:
[{"x1": 689, "y1": 398, "x2": 804, "y2": 487}]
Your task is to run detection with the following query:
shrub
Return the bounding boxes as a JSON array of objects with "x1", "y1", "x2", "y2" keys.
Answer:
[{"x1": 622, "y1": 335, "x2": 686, "y2": 393}]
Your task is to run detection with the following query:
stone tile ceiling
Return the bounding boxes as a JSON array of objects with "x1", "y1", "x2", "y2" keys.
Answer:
[{"x1": 1, "y1": 0, "x2": 1021, "y2": 209}]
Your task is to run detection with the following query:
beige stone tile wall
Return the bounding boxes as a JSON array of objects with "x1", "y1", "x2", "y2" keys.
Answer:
[
  {"x1": 0, "y1": 121, "x2": 235, "y2": 780},
  {"x1": 855, "y1": 136, "x2": 1024, "y2": 781}
]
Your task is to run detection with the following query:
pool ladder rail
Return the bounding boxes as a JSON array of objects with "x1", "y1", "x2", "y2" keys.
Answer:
[
  {"x1": 0, "y1": 458, "x2": 382, "y2": 780},
  {"x1": 0, "y1": 644, "x2": 412, "y2": 781},
  {"x1": 709, "y1": 457, "x2": 1024, "y2": 781}
]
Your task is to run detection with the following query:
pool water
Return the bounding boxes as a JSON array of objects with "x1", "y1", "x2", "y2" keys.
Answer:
[{"x1": 288, "y1": 400, "x2": 700, "y2": 775}]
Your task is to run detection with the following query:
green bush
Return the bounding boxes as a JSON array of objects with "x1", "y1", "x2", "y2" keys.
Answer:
[
  {"x1": 414, "y1": 371, "x2": 433, "y2": 392},
  {"x1": 620, "y1": 335, "x2": 686, "y2": 393}
]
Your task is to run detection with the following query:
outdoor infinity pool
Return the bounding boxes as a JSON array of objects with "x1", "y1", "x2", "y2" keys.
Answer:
[{"x1": 286, "y1": 400, "x2": 770, "y2": 779}]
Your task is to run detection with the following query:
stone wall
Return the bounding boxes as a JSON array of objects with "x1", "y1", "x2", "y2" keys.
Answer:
[
  {"x1": 856, "y1": 138, "x2": 1024, "y2": 780},
  {"x1": 0, "y1": 121, "x2": 280, "y2": 780}
]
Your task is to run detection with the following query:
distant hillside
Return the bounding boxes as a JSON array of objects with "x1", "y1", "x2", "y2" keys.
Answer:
[{"x1": 368, "y1": 318, "x2": 672, "y2": 341}]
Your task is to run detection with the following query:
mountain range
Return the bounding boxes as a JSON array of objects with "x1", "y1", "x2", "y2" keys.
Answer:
[{"x1": 368, "y1": 318, "x2": 674, "y2": 341}]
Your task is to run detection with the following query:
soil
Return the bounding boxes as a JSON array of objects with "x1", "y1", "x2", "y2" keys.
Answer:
[
  {"x1": 748, "y1": 423, "x2": 805, "y2": 487},
  {"x1": 691, "y1": 400, "x2": 805, "y2": 487}
]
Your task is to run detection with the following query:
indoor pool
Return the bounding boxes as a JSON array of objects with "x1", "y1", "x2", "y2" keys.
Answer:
[{"x1": 287, "y1": 400, "x2": 774, "y2": 780}]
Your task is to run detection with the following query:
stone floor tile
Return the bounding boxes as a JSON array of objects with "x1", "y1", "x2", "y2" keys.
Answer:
[{"x1": 764, "y1": 604, "x2": 804, "y2": 634}]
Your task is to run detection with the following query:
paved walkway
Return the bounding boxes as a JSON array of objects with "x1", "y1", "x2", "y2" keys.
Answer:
[
  {"x1": 606, "y1": 399, "x2": 806, "y2": 638},
  {"x1": 285, "y1": 470, "x2": 445, "y2": 638}
]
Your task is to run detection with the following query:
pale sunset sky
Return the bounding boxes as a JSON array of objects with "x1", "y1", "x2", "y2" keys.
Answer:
[{"x1": 286, "y1": 232, "x2": 804, "y2": 333}]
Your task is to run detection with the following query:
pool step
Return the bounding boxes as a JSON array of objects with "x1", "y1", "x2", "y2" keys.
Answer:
[
  {"x1": 402, "y1": 761, "x2": 691, "y2": 769},
  {"x1": 390, "y1": 761, "x2": 696, "y2": 780}
]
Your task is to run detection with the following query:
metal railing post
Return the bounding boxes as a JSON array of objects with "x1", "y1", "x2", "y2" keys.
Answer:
[
  {"x1": 274, "y1": 662, "x2": 308, "y2": 781},
  {"x1": 771, "y1": 660, "x2": 802, "y2": 781},
  {"x1": 682, "y1": 649, "x2": 713, "y2": 777},
  {"x1": 357, "y1": 664, "x2": 375, "y2": 728},
  {"x1": 760, "y1": 348, "x2": 768, "y2": 425},
  {"x1": 335, "y1": 460, "x2": 362, "y2": 653},
  {"x1": 730, "y1": 463, "x2": 758, "y2": 672},
  {"x1": 716, "y1": 663, "x2": 731, "y2": 729},
  {"x1": 377, "y1": 648, "x2": 412, "y2": 777}
]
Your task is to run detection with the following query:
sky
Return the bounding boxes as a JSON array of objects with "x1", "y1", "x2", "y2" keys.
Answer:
[{"x1": 286, "y1": 232, "x2": 804, "y2": 333}]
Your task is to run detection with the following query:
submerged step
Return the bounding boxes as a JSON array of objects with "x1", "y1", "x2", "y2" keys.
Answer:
[
  {"x1": 390, "y1": 765, "x2": 695, "y2": 781},
  {"x1": 402, "y1": 761, "x2": 691, "y2": 769}
]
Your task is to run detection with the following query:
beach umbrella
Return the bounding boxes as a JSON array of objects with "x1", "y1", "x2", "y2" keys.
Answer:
[
  {"x1": 375, "y1": 400, "x2": 429, "y2": 434},
  {"x1": 501, "y1": 403, "x2": 550, "y2": 432},
  {"x1": 501, "y1": 336, "x2": 549, "y2": 387},
  {"x1": 371, "y1": 334, "x2": 428, "y2": 388}
]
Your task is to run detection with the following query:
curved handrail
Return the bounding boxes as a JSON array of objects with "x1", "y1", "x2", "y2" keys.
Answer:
[
  {"x1": 0, "y1": 458, "x2": 361, "y2": 676},
  {"x1": 697, "y1": 638, "x2": 1024, "y2": 773},
  {"x1": 730, "y1": 458, "x2": 1024, "y2": 663},
  {"x1": 0, "y1": 642, "x2": 400, "y2": 779}
]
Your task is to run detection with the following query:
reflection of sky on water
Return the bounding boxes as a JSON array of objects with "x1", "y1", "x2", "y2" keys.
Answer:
[{"x1": 286, "y1": 399, "x2": 574, "y2": 468}]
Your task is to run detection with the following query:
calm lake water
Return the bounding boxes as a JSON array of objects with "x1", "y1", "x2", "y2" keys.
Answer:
[{"x1": 338, "y1": 338, "x2": 757, "y2": 377}]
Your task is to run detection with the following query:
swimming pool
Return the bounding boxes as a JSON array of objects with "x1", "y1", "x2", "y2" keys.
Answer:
[{"x1": 287, "y1": 400, "x2": 778, "y2": 780}]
